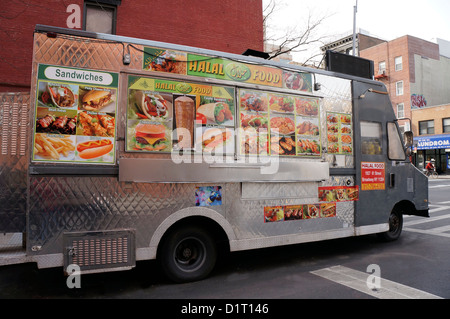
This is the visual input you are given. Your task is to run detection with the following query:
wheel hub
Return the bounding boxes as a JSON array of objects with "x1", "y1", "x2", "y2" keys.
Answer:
[{"x1": 182, "y1": 247, "x2": 192, "y2": 259}]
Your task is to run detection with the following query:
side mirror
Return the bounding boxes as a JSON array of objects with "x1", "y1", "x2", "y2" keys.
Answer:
[{"x1": 404, "y1": 131, "x2": 413, "y2": 148}]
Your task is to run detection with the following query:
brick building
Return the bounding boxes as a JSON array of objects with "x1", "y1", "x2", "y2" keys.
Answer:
[
  {"x1": 0, "y1": 0, "x2": 264, "y2": 92},
  {"x1": 360, "y1": 36, "x2": 450, "y2": 173}
]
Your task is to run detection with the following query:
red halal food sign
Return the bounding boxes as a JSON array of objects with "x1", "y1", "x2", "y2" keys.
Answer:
[{"x1": 361, "y1": 162, "x2": 385, "y2": 191}]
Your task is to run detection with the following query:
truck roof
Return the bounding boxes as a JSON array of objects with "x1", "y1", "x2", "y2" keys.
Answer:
[{"x1": 35, "y1": 24, "x2": 381, "y2": 86}]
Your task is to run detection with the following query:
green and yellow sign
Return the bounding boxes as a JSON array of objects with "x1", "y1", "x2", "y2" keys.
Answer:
[{"x1": 143, "y1": 46, "x2": 313, "y2": 93}]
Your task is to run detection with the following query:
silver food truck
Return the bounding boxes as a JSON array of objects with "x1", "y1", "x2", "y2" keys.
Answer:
[{"x1": 0, "y1": 25, "x2": 428, "y2": 283}]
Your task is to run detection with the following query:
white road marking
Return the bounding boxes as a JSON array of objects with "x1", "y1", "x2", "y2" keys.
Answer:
[
  {"x1": 311, "y1": 266, "x2": 442, "y2": 299},
  {"x1": 429, "y1": 185, "x2": 450, "y2": 189},
  {"x1": 403, "y1": 204, "x2": 450, "y2": 238},
  {"x1": 404, "y1": 213, "x2": 450, "y2": 226}
]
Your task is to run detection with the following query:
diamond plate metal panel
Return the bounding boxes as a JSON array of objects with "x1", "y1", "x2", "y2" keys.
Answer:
[
  {"x1": 28, "y1": 176, "x2": 227, "y2": 255},
  {"x1": 33, "y1": 33, "x2": 143, "y2": 72}
]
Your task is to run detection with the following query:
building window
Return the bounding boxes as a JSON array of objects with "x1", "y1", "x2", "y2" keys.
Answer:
[
  {"x1": 84, "y1": 1, "x2": 117, "y2": 34},
  {"x1": 396, "y1": 81, "x2": 404, "y2": 96},
  {"x1": 395, "y1": 56, "x2": 403, "y2": 71},
  {"x1": 443, "y1": 118, "x2": 450, "y2": 133},
  {"x1": 378, "y1": 61, "x2": 386, "y2": 74},
  {"x1": 397, "y1": 103, "x2": 405, "y2": 119},
  {"x1": 419, "y1": 120, "x2": 435, "y2": 135}
]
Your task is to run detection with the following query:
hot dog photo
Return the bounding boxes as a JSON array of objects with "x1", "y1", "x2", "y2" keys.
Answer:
[
  {"x1": 195, "y1": 127, "x2": 234, "y2": 154},
  {"x1": 75, "y1": 136, "x2": 114, "y2": 162}
]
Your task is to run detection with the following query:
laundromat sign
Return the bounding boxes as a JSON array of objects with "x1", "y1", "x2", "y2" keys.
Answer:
[{"x1": 414, "y1": 134, "x2": 450, "y2": 150}]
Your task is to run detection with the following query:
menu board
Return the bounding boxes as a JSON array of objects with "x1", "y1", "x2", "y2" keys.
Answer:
[
  {"x1": 32, "y1": 64, "x2": 119, "y2": 164},
  {"x1": 326, "y1": 112, "x2": 353, "y2": 155},
  {"x1": 126, "y1": 76, "x2": 235, "y2": 154},
  {"x1": 143, "y1": 46, "x2": 313, "y2": 93},
  {"x1": 239, "y1": 89, "x2": 321, "y2": 157}
]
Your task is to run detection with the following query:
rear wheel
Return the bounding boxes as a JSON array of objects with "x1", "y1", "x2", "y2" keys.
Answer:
[
  {"x1": 159, "y1": 226, "x2": 217, "y2": 283},
  {"x1": 377, "y1": 208, "x2": 403, "y2": 242}
]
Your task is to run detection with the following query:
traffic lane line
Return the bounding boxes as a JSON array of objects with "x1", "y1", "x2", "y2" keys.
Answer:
[
  {"x1": 404, "y1": 211, "x2": 450, "y2": 226},
  {"x1": 403, "y1": 227, "x2": 450, "y2": 238},
  {"x1": 311, "y1": 266, "x2": 442, "y2": 299}
]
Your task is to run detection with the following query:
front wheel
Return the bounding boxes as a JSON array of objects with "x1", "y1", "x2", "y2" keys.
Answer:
[
  {"x1": 159, "y1": 226, "x2": 217, "y2": 283},
  {"x1": 377, "y1": 209, "x2": 403, "y2": 242}
]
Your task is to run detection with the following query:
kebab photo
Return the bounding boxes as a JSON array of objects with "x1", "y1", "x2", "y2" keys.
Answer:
[
  {"x1": 77, "y1": 112, "x2": 115, "y2": 137},
  {"x1": 36, "y1": 113, "x2": 76, "y2": 135}
]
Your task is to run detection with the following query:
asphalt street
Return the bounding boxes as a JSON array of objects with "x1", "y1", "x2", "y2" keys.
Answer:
[{"x1": 1, "y1": 177, "x2": 450, "y2": 302}]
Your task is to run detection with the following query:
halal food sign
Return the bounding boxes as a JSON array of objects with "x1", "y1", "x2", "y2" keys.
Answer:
[
  {"x1": 187, "y1": 54, "x2": 282, "y2": 88},
  {"x1": 142, "y1": 46, "x2": 313, "y2": 93}
]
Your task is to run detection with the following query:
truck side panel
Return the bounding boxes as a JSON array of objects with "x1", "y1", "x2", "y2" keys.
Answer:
[{"x1": 0, "y1": 93, "x2": 29, "y2": 233}]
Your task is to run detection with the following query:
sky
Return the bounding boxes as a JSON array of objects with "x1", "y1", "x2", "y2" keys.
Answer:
[{"x1": 263, "y1": 0, "x2": 450, "y2": 62}]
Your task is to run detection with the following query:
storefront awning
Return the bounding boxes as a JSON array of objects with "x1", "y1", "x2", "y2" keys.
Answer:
[{"x1": 414, "y1": 134, "x2": 450, "y2": 150}]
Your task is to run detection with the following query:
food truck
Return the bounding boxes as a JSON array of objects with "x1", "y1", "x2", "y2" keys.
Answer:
[{"x1": 0, "y1": 25, "x2": 429, "y2": 283}]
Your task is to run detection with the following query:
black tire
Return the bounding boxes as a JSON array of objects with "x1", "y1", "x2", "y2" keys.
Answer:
[
  {"x1": 159, "y1": 226, "x2": 217, "y2": 283},
  {"x1": 377, "y1": 209, "x2": 403, "y2": 242}
]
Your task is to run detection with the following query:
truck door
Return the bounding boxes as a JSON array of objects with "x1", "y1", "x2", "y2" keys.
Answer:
[{"x1": 353, "y1": 81, "x2": 393, "y2": 228}]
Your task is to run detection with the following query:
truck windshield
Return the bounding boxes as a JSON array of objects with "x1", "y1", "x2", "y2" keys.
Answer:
[{"x1": 387, "y1": 122, "x2": 406, "y2": 160}]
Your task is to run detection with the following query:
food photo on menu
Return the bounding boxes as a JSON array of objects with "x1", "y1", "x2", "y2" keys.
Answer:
[
  {"x1": 240, "y1": 90, "x2": 268, "y2": 113},
  {"x1": 295, "y1": 97, "x2": 319, "y2": 116},
  {"x1": 194, "y1": 95, "x2": 235, "y2": 154},
  {"x1": 269, "y1": 115, "x2": 296, "y2": 156},
  {"x1": 269, "y1": 94, "x2": 295, "y2": 113},
  {"x1": 131, "y1": 90, "x2": 172, "y2": 120},
  {"x1": 35, "y1": 107, "x2": 77, "y2": 135},
  {"x1": 75, "y1": 136, "x2": 115, "y2": 162},
  {"x1": 77, "y1": 111, "x2": 115, "y2": 137},
  {"x1": 37, "y1": 82, "x2": 78, "y2": 109},
  {"x1": 127, "y1": 120, "x2": 172, "y2": 152},
  {"x1": 196, "y1": 100, "x2": 234, "y2": 127},
  {"x1": 33, "y1": 133, "x2": 76, "y2": 161},
  {"x1": 174, "y1": 95, "x2": 196, "y2": 149},
  {"x1": 79, "y1": 86, "x2": 116, "y2": 113},
  {"x1": 195, "y1": 126, "x2": 234, "y2": 155}
]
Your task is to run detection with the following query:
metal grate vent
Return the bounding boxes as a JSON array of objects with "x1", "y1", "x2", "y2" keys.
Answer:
[
  {"x1": 64, "y1": 230, "x2": 135, "y2": 273},
  {"x1": 0, "y1": 93, "x2": 30, "y2": 156}
]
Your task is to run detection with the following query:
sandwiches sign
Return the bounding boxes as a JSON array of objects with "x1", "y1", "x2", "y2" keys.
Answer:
[
  {"x1": 39, "y1": 64, "x2": 119, "y2": 87},
  {"x1": 32, "y1": 64, "x2": 119, "y2": 165}
]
